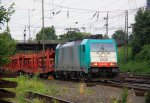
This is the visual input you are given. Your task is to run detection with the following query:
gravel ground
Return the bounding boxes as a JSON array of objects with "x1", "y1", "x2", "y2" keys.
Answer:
[{"x1": 41, "y1": 79, "x2": 145, "y2": 103}]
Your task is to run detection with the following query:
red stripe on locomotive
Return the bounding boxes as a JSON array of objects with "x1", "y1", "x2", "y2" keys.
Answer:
[{"x1": 91, "y1": 62, "x2": 117, "y2": 67}]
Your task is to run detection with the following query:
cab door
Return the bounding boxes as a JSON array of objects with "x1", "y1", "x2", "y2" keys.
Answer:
[{"x1": 80, "y1": 45, "x2": 87, "y2": 72}]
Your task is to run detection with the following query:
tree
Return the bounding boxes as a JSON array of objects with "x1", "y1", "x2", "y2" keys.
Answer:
[
  {"x1": 36, "y1": 27, "x2": 57, "y2": 41},
  {"x1": 59, "y1": 31, "x2": 90, "y2": 41},
  {"x1": 112, "y1": 29, "x2": 125, "y2": 45},
  {"x1": 0, "y1": 32, "x2": 16, "y2": 66},
  {"x1": 131, "y1": 8, "x2": 150, "y2": 56},
  {"x1": 0, "y1": 2, "x2": 15, "y2": 31},
  {"x1": 0, "y1": 2, "x2": 16, "y2": 66}
]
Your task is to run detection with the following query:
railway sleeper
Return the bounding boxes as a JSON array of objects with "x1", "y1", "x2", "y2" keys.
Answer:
[
  {"x1": 0, "y1": 89, "x2": 16, "y2": 98},
  {"x1": 135, "y1": 90, "x2": 147, "y2": 96},
  {"x1": 0, "y1": 70, "x2": 18, "y2": 103},
  {"x1": 26, "y1": 91, "x2": 75, "y2": 103},
  {"x1": 0, "y1": 80, "x2": 17, "y2": 88},
  {"x1": 0, "y1": 99, "x2": 12, "y2": 103}
]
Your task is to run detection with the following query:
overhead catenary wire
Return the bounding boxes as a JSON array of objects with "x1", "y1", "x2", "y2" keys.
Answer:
[
  {"x1": 29, "y1": 5, "x2": 144, "y2": 28},
  {"x1": 128, "y1": 0, "x2": 132, "y2": 10},
  {"x1": 14, "y1": 1, "x2": 34, "y2": 8},
  {"x1": 94, "y1": 0, "x2": 122, "y2": 11},
  {"x1": 54, "y1": 9, "x2": 136, "y2": 28},
  {"x1": 8, "y1": 9, "x2": 140, "y2": 33},
  {"x1": 3, "y1": 0, "x2": 147, "y2": 40},
  {"x1": 134, "y1": 0, "x2": 138, "y2": 8},
  {"x1": 29, "y1": 0, "x2": 145, "y2": 27},
  {"x1": 34, "y1": 0, "x2": 146, "y2": 13},
  {"x1": 3, "y1": 0, "x2": 12, "y2": 7}
]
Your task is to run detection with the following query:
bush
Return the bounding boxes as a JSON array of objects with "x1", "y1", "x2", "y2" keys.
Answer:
[
  {"x1": 118, "y1": 47, "x2": 132, "y2": 64},
  {"x1": 0, "y1": 32, "x2": 16, "y2": 66},
  {"x1": 118, "y1": 46, "x2": 150, "y2": 74},
  {"x1": 135, "y1": 45, "x2": 150, "y2": 60}
]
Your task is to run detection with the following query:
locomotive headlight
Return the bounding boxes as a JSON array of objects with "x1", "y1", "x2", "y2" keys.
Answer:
[
  {"x1": 94, "y1": 63, "x2": 98, "y2": 66},
  {"x1": 101, "y1": 53, "x2": 106, "y2": 57},
  {"x1": 110, "y1": 63, "x2": 116, "y2": 66},
  {"x1": 92, "y1": 63, "x2": 98, "y2": 66}
]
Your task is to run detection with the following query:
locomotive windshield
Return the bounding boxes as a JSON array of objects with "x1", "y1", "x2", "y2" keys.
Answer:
[{"x1": 90, "y1": 43, "x2": 115, "y2": 52}]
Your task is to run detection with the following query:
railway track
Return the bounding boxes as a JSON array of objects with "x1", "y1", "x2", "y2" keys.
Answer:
[
  {"x1": 119, "y1": 73, "x2": 150, "y2": 80},
  {"x1": 84, "y1": 81, "x2": 149, "y2": 97},
  {"x1": 55, "y1": 73, "x2": 150, "y2": 96},
  {"x1": 85, "y1": 74, "x2": 150, "y2": 96},
  {"x1": 0, "y1": 69, "x2": 17, "y2": 103},
  {"x1": 26, "y1": 91, "x2": 75, "y2": 103}
]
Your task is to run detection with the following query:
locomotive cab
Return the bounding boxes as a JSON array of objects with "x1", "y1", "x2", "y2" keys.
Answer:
[
  {"x1": 89, "y1": 40, "x2": 119, "y2": 77},
  {"x1": 79, "y1": 39, "x2": 119, "y2": 79}
]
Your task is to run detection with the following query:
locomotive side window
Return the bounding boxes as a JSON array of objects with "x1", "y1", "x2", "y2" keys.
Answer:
[{"x1": 83, "y1": 45, "x2": 85, "y2": 52}]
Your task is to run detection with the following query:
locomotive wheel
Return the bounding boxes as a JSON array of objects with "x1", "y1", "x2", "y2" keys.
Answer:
[
  {"x1": 56, "y1": 71, "x2": 62, "y2": 79},
  {"x1": 57, "y1": 71, "x2": 66, "y2": 80},
  {"x1": 65, "y1": 72, "x2": 71, "y2": 80},
  {"x1": 85, "y1": 73, "x2": 92, "y2": 82}
]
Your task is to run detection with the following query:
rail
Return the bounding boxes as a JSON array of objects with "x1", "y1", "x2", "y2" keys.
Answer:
[{"x1": 27, "y1": 91, "x2": 75, "y2": 103}]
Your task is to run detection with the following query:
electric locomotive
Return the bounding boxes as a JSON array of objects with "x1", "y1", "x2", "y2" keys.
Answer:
[{"x1": 55, "y1": 39, "x2": 119, "y2": 80}]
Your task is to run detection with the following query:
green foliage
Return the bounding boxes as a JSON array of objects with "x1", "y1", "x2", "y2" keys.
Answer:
[
  {"x1": 5, "y1": 3, "x2": 15, "y2": 22},
  {"x1": 16, "y1": 75, "x2": 47, "y2": 94},
  {"x1": 0, "y1": 2, "x2": 15, "y2": 66},
  {"x1": 59, "y1": 31, "x2": 90, "y2": 41},
  {"x1": 135, "y1": 45, "x2": 150, "y2": 60},
  {"x1": 112, "y1": 98, "x2": 119, "y2": 103},
  {"x1": 6, "y1": 75, "x2": 48, "y2": 102},
  {"x1": 118, "y1": 46, "x2": 150, "y2": 74},
  {"x1": 111, "y1": 87, "x2": 128, "y2": 103},
  {"x1": 0, "y1": 2, "x2": 15, "y2": 29},
  {"x1": 120, "y1": 60, "x2": 150, "y2": 74},
  {"x1": 121, "y1": 87, "x2": 128, "y2": 103},
  {"x1": 118, "y1": 47, "x2": 132, "y2": 64},
  {"x1": 112, "y1": 29, "x2": 125, "y2": 45},
  {"x1": 131, "y1": 8, "x2": 150, "y2": 56},
  {"x1": 6, "y1": 75, "x2": 61, "y2": 102},
  {"x1": 145, "y1": 91, "x2": 150, "y2": 103},
  {"x1": 46, "y1": 84, "x2": 60, "y2": 96},
  {"x1": 0, "y1": 32, "x2": 16, "y2": 66},
  {"x1": 36, "y1": 27, "x2": 58, "y2": 40},
  {"x1": 0, "y1": 2, "x2": 7, "y2": 27}
]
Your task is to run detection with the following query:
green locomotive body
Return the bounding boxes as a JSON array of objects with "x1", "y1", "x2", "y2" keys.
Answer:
[{"x1": 55, "y1": 39, "x2": 119, "y2": 79}]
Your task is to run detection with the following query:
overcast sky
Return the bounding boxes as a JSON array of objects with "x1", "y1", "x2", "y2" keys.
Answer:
[{"x1": 1, "y1": 0, "x2": 147, "y2": 40}]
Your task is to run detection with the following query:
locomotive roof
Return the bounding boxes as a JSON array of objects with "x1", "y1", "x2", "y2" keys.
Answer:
[
  {"x1": 56, "y1": 40, "x2": 82, "y2": 48},
  {"x1": 56, "y1": 39, "x2": 115, "y2": 49}
]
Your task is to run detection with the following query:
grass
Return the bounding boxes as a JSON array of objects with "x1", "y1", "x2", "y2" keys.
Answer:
[
  {"x1": 5, "y1": 75, "x2": 58, "y2": 103},
  {"x1": 112, "y1": 87, "x2": 128, "y2": 103},
  {"x1": 45, "y1": 84, "x2": 60, "y2": 96},
  {"x1": 5, "y1": 75, "x2": 95, "y2": 103},
  {"x1": 119, "y1": 60, "x2": 150, "y2": 74},
  {"x1": 4, "y1": 75, "x2": 95, "y2": 103}
]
